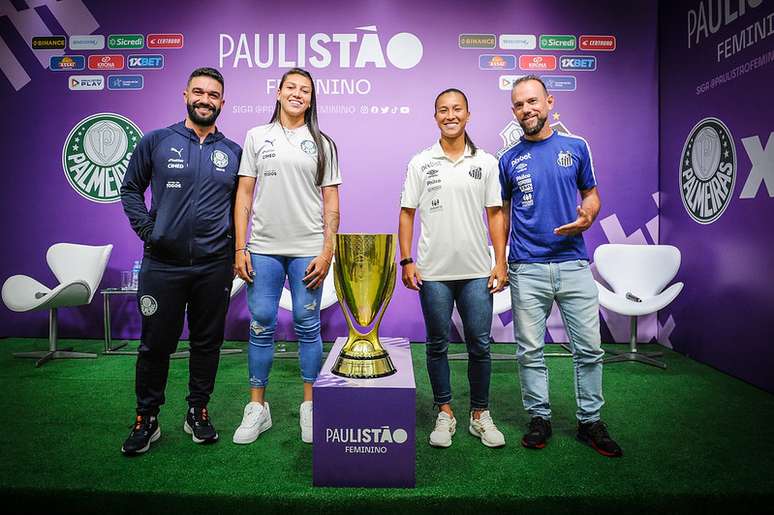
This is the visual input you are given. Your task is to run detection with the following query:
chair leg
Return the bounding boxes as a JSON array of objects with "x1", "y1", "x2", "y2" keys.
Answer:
[
  {"x1": 603, "y1": 316, "x2": 666, "y2": 369},
  {"x1": 13, "y1": 308, "x2": 97, "y2": 367}
]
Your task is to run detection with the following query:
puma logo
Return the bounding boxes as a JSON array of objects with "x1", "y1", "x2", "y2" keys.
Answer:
[{"x1": 170, "y1": 147, "x2": 183, "y2": 158}]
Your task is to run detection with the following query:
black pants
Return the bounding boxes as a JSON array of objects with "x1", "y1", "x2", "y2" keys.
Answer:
[{"x1": 135, "y1": 257, "x2": 232, "y2": 416}]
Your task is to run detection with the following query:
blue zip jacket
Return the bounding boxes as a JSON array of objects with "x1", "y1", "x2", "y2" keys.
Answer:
[{"x1": 121, "y1": 121, "x2": 242, "y2": 265}]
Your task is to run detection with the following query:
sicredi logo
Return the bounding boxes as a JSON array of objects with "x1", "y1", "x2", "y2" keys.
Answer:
[
  {"x1": 541, "y1": 75, "x2": 577, "y2": 91},
  {"x1": 69, "y1": 75, "x2": 104, "y2": 91},
  {"x1": 108, "y1": 34, "x2": 144, "y2": 49},
  {"x1": 579, "y1": 35, "x2": 616, "y2": 51},
  {"x1": 88, "y1": 55, "x2": 124, "y2": 70},
  {"x1": 519, "y1": 55, "x2": 557, "y2": 71},
  {"x1": 499, "y1": 34, "x2": 536, "y2": 50},
  {"x1": 459, "y1": 34, "x2": 496, "y2": 49},
  {"x1": 679, "y1": 117, "x2": 736, "y2": 224},
  {"x1": 128, "y1": 54, "x2": 164, "y2": 69},
  {"x1": 69, "y1": 35, "x2": 105, "y2": 50},
  {"x1": 219, "y1": 27, "x2": 423, "y2": 69},
  {"x1": 50, "y1": 55, "x2": 85, "y2": 71},
  {"x1": 560, "y1": 55, "x2": 597, "y2": 71},
  {"x1": 147, "y1": 33, "x2": 184, "y2": 48},
  {"x1": 539, "y1": 34, "x2": 576, "y2": 50},
  {"x1": 479, "y1": 54, "x2": 516, "y2": 70},
  {"x1": 108, "y1": 75, "x2": 144, "y2": 90},
  {"x1": 62, "y1": 113, "x2": 143, "y2": 203}
]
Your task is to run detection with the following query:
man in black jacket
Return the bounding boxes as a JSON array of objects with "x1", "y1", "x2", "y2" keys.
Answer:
[{"x1": 120, "y1": 67, "x2": 241, "y2": 456}]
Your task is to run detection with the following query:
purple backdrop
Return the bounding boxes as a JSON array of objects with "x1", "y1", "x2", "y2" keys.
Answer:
[
  {"x1": 658, "y1": 0, "x2": 774, "y2": 392},
  {"x1": 0, "y1": 0, "x2": 658, "y2": 345}
]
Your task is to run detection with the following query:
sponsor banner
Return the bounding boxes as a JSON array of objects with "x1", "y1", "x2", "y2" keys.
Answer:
[
  {"x1": 499, "y1": 34, "x2": 536, "y2": 50},
  {"x1": 458, "y1": 34, "x2": 496, "y2": 49},
  {"x1": 108, "y1": 34, "x2": 144, "y2": 49},
  {"x1": 478, "y1": 54, "x2": 516, "y2": 70},
  {"x1": 579, "y1": 35, "x2": 616, "y2": 51},
  {"x1": 32, "y1": 36, "x2": 66, "y2": 50},
  {"x1": 498, "y1": 74, "x2": 525, "y2": 91},
  {"x1": 678, "y1": 117, "x2": 736, "y2": 224},
  {"x1": 519, "y1": 54, "x2": 557, "y2": 71},
  {"x1": 559, "y1": 55, "x2": 597, "y2": 71},
  {"x1": 539, "y1": 34, "x2": 576, "y2": 50},
  {"x1": 61, "y1": 113, "x2": 143, "y2": 203},
  {"x1": 540, "y1": 75, "x2": 577, "y2": 91},
  {"x1": 108, "y1": 74, "x2": 144, "y2": 90},
  {"x1": 127, "y1": 54, "x2": 164, "y2": 69},
  {"x1": 147, "y1": 33, "x2": 184, "y2": 48},
  {"x1": 68, "y1": 75, "x2": 104, "y2": 91},
  {"x1": 49, "y1": 55, "x2": 85, "y2": 71},
  {"x1": 69, "y1": 35, "x2": 105, "y2": 50},
  {"x1": 88, "y1": 54, "x2": 125, "y2": 71}
]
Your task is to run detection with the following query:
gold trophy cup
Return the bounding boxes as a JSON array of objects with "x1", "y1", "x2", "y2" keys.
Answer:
[{"x1": 331, "y1": 233, "x2": 397, "y2": 378}]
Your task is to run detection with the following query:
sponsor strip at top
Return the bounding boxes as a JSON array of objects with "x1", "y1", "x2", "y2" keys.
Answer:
[
  {"x1": 559, "y1": 55, "x2": 597, "y2": 71},
  {"x1": 147, "y1": 33, "x2": 184, "y2": 48},
  {"x1": 33, "y1": 36, "x2": 65, "y2": 49},
  {"x1": 88, "y1": 54, "x2": 125, "y2": 71},
  {"x1": 499, "y1": 34, "x2": 536, "y2": 50},
  {"x1": 539, "y1": 34, "x2": 576, "y2": 50},
  {"x1": 69, "y1": 35, "x2": 105, "y2": 50},
  {"x1": 50, "y1": 55, "x2": 85, "y2": 71},
  {"x1": 459, "y1": 34, "x2": 496, "y2": 49},
  {"x1": 108, "y1": 34, "x2": 144, "y2": 49},
  {"x1": 479, "y1": 54, "x2": 516, "y2": 70},
  {"x1": 519, "y1": 55, "x2": 557, "y2": 71}
]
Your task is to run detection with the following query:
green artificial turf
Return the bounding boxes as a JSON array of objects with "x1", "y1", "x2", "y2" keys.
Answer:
[{"x1": 2, "y1": 338, "x2": 773, "y2": 513}]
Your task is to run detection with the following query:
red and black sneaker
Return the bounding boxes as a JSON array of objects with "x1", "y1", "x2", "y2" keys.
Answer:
[
  {"x1": 576, "y1": 420, "x2": 623, "y2": 457},
  {"x1": 521, "y1": 417, "x2": 552, "y2": 449}
]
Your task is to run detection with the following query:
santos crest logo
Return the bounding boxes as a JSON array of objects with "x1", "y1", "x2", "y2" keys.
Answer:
[{"x1": 219, "y1": 26, "x2": 423, "y2": 69}]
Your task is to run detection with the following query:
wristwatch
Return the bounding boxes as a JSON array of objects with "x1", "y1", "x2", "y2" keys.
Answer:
[{"x1": 399, "y1": 257, "x2": 414, "y2": 266}]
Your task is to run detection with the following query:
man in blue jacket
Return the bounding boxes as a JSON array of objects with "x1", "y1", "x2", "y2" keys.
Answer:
[
  {"x1": 120, "y1": 67, "x2": 241, "y2": 455},
  {"x1": 499, "y1": 76, "x2": 622, "y2": 457}
]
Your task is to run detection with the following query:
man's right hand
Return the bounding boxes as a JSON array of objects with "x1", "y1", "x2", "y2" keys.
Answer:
[
  {"x1": 234, "y1": 250, "x2": 253, "y2": 283},
  {"x1": 401, "y1": 262, "x2": 422, "y2": 291}
]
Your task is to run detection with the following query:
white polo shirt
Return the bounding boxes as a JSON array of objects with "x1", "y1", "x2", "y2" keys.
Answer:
[
  {"x1": 400, "y1": 142, "x2": 502, "y2": 281},
  {"x1": 239, "y1": 123, "x2": 342, "y2": 256}
]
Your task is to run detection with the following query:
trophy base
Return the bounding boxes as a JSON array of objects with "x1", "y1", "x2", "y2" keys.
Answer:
[{"x1": 332, "y1": 351, "x2": 397, "y2": 379}]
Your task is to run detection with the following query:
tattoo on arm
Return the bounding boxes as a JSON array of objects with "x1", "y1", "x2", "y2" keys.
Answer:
[{"x1": 323, "y1": 210, "x2": 340, "y2": 254}]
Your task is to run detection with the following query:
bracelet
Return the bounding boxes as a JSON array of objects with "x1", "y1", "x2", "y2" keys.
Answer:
[
  {"x1": 399, "y1": 257, "x2": 414, "y2": 267},
  {"x1": 235, "y1": 247, "x2": 248, "y2": 253},
  {"x1": 320, "y1": 252, "x2": 332, "y2": 264}
]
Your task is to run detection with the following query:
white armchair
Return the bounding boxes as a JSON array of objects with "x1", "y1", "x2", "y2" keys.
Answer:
[
  {"x1": 2, "y1": 243, "x2": 113, "y2": 366},
  {"x1": 594, "y1": 244, "x2": 684, "y2": 369}
]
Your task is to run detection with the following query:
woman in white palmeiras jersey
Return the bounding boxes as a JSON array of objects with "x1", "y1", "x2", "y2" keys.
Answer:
[
  {"x1": 399, "y1": 88, "x2": 508, "y2": 449},
  {"x1": 233, "y1": 68, "x2": 341, "y2": 445}
]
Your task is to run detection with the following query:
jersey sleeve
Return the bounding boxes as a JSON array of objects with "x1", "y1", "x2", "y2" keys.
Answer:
[
  {"x1": 498, "y1": 153, "x2": 512, "y2": 201},
  {"x1": 120, "y1": 132, "x2": 156, "y2": 242},
  {"x1": 577, "y1": 139, "x2": 597, "y2": 191},
  {"x1": 484, "y1": 155, "x2": 503, "y2": 207},
  {"x1": 400, "y1": 158, "x2": 421, "y2": 209},
  {"x1": 238, "y1": 130, "x2": 258, "y2": 178},
  {"x1": 320, "y1": 135, "x2": 342, "y2": 187}
]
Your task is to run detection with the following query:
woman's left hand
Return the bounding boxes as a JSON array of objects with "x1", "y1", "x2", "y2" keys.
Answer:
[
  {"x1": 303, "y1": 253, "x2": 332, "y2": 289},
  {"x1": 488, "y1": 262, "x2": 508, "y2": 294}
]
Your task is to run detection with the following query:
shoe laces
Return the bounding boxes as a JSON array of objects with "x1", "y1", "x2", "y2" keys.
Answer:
[
  {"x1": 474, "y1": 411, "x2": 497, "y2": 432},
  {"x1": 587, "y1": 421, "x2": 610, "y2": 440},
  {"x1": 434, "y1": 412, "x2": 453, "y2": 431}
]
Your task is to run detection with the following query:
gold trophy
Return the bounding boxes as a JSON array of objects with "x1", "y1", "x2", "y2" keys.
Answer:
[{"x1": 331, "y1": 233, "x2": 397, "y2": 378}]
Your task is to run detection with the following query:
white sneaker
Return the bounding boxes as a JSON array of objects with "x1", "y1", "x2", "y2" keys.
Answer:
[
  {"x1": 429, "y1": 411, "x2": 456, "y2": 448},
  {"x1": 300, "y1": 401, "x2": 313, "y2": 444},
  {"x1": 469, "y1": 410, "x2": 505, "y2": 448},
  {"x1": 232, "y1": 401, "x2": 272, "y2": 444}
]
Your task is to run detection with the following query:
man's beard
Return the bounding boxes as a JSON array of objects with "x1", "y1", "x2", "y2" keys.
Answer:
[
  {"x1": 520, "y1": 114, "x2": 547, "y2": 136},
  {"x1": 187, "y1": 101, "x2": 220, "y2": 126}
]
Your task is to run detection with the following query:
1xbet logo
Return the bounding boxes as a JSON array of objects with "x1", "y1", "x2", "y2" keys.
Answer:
[
  {"x1": 559, "y1": 55, "x2": 596, "y2": 71},
  {"x1": 127, "y1": 54, "x2": 164, "y2": 69}
]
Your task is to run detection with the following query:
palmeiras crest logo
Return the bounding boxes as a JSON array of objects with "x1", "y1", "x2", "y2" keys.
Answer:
[
  {"x1": 211, "y1": 149, "x2": 229, "y2": 168},
  {"x1": 139, "y1": 295, "x2": 158, "y2": 316},
  {"x1": 679, "y1": 117, "x2": 736, "y2": 224},
  {"x1": 300, "y1": 139, "x2": 317, "y2": 156},
  {"x1": 62, "y1": 113, "x2": 143, "y2": 203}
]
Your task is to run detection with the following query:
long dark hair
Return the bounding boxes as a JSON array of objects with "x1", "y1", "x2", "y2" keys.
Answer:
[
  {"x1": 434, "y1": 88, "x2": 477, "y2": 156},
  {"x1": 270, "y1": 67, "x2": 338, "y2": 186}
]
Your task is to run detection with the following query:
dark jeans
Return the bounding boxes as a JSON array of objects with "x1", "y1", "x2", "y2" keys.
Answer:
[
  {"x1": 419, "y1": 277, "x2": 493, "y2": 410},
  {"x1": 135, "y1": 257, "x2": 232, "y2": 416}
]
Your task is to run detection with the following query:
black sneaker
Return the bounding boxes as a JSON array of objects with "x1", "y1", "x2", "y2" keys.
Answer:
[
  {"x1": 121, "y1": 415, "x2": 160, "y2": 456},
  {"x1": 183, "y1": 406, "x2": 219, "y2": 444},
  {"x1": 577, "y1": 420, "x2": 623, "y2": 457},
  {"x1": 521, "y1": 417, "x2": 552, "y2": 449}
]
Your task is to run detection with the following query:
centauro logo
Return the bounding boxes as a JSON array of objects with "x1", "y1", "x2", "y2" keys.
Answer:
[
  {"x1": 62, "y1": 113, "x2": 143, "y2": 203},
  {"x1": 679, "y1": 117, "x2": 736, "y2": 224}
]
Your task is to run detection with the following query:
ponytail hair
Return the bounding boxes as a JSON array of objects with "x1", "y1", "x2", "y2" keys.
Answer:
[{"x1": 434, "y1": 88, "x2": 477, "y2": 156}]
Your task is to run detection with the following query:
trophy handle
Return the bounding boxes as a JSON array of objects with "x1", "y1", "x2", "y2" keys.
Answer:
[
  {"x1": 333, "y1": 260, "x2": 359, "y2": 336},
  {"x1": 369, "y1": 261, "x2": 396, "y2": 335}
]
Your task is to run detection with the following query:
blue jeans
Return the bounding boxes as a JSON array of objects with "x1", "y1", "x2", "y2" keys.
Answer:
[
  {"x1": 419, "y1": 278, "x2": 493, "y2": 410},
  {"x1": 508, "y1": 260, "x2": 604, "y2": 423},
  {"x1": 246, "y1": 254, "x2": 323, "y2": 387}
]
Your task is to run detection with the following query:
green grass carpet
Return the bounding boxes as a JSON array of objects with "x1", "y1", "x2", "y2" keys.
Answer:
[{"x1": 1, "y1": 338, "x2": 773, "y2": 514}]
